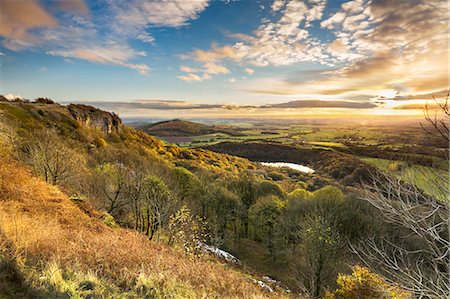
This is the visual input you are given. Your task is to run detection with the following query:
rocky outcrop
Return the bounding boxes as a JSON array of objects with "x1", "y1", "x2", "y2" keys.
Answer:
[{"x1": 67, "y1": 104, "x2": 122, "y2": 135}]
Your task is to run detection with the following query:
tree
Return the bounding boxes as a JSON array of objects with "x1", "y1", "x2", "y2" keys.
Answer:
[
  {"x1": 281, "y1": 189, "x2": 311, "y2": 249},
  {"x1": 324, "y1": 266, "x2": 410, "y2": 299},
  {"x1": 168, "y1": 205, "x2": 206, "y2": 257},
  {"x1": 21, "y1": 129, "x2": 82, "y2": 186},
  {"x1": 92, "y1": 162, "x2": 128, "y2": 215},
  {"x1": 141, "y1": 175, "x2": 174, "y2": 240},
  {"x1": 204, "y1": 183, "x2": 240, "y2": 247},
  {"x1": 352, "y1": 172, "x2": 449, "y2": 298},
  {"x1": 229, "y1": 175, "x2": 259, "y2": 237},
  {"x1": 421, "y1": 91, "x2": 449, "y2": 151},
  {"x1": 291, "y1": 215, "x2": 343, "y2": 299},
  {"x1": 172, "y1": 167, "x2": 201, "y2": 202},
  {"x1": 249, "y1": 195, "x2": 284, "y2": 258},
  {"x1": 125, "y1": 166, "x2": 148, "y2": 231}
]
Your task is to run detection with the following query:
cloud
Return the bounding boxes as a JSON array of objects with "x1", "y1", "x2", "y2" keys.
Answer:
[
  {"x1": 226, "y1": 77, "x2": 237, "y2": 83},
  {"x1": 0, "y1": 0, "x2": 209, "y2": 74},
  {"x1": 182, "y1": 0, "x2": 328, "y2": 69},
  {"x1": 70, "y1": 100, "x2": 229, "y2": 111},
  {"x1": 48, "y1": 45, "x2": 150, "y2": 75},
  {"x1": 203, "y1": 62, "x2": 230, "y2": 75},
  {"x1": 70, "y1": 98, "x2": 377, "y2": 113},
  {"x1": 4, "y1": 93, "x2": 23, "y2": 100},
  {"x1": 177, "y1": 73, "x2": 210, "y2": 82},
  {"x1": 271, "y1": 0, "x2": 286, "y2": 11},
  {"x1": 68, "y1": 100, "x2": 376, "y2": 117},
  {"x1": 55, "y1": 0, "x2": 90, "y2": 16},
  {"x1": 239, "y1": 0, "x2": 448, "y2": 101},
  {"x1": 110, "y1": 0, "x2": 209, "y2": 30},
  {"x1": 177, "y1": 62, "x2": 230, "y2": 82},
  {"x1": 264, "y1": 99, "x2": 376, "y2": 109},
  {"x1": 180, "y1": 65, "x2": 200, "y2": 73},
  {"x1": 0, "y1": 0, "x2": 58, "y2": 50},
  {"x1": 244, "y1": 68, "x2": 254, "y2": 75},
  {"x1": 188, "y1": 44, "x2": 239, "y2": 63}
]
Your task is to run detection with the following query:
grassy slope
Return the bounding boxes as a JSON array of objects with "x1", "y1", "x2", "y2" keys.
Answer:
[
  {"x1": 0, "y1": 102, "x2": 258, "y2": 177},
  {"x1": 360, "y1": 157, "x2": 448, "y2": 200},
  {"x1": 0, "y1": 155, "x2": 286, "y2": 298}
]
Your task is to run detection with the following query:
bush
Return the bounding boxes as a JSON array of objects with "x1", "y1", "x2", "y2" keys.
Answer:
[{"x1": 324, "y1": 266, "x2": 410, "y2": 299}]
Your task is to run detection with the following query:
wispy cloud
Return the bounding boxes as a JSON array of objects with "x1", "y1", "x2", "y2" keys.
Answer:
[
  {"x1": 71, "y1": 98, "x2": 377, "y2": 112},
  {"x1": 0, "y1": 0, "x2": 58, "y2": 50},
  {"x1": 264, "y1": 99, "x2": 376, "y2": 109},
  {"x1": 177, "y1": 61, "x2": 230, "y2": 82},
  {"x1": 48, "y1": 45, "x2": 150, "y2": 75},
  {"x1": 0, "y1": 0, "x2": 210, "y2": 74}
]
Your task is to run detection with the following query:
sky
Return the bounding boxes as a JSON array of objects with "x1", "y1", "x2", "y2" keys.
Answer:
[{"x1": 0, "y1": 0, "x2": 448, "y2": 118}]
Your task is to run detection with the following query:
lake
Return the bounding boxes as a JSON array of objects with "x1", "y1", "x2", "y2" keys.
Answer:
[{"x1": 260, "y1": 162, "x2": 315, "y2": 173}]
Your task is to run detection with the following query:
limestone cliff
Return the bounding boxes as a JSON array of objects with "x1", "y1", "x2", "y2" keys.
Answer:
[{"x1": 67, "y1": 104, "x2": 122, "y2": 135}]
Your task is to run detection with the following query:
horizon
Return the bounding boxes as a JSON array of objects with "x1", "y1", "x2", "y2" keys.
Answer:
[{"x1": 0, "y1": 0, "x2": 448, "y2": 118}]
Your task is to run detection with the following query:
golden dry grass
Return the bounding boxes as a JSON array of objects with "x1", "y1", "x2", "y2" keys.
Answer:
[{"x1": 0, "y1": 155, "x2": 287, "y2": 298}]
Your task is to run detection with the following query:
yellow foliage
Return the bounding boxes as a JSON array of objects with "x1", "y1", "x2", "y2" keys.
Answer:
[
  {"x1": 94, "y1": 136, "x2": 107, "y2": 147},
  {"x1": 324, "y1": 266, "x2": 411, "y2": 299}
]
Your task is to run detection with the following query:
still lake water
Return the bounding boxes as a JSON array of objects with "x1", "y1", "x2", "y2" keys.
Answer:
[{"x1": 260, "y1": 162, "x2": 315, "y2": 173}]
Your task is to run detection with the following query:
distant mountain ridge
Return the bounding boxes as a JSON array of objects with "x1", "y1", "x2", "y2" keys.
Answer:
[{"x1": 139, "y1": 119, "x2": 243, "y2": 137}]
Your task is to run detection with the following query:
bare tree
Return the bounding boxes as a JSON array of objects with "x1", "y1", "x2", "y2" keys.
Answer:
[
  {"x1": 352, "y1": 172, "x2": 449, "y2": 298},
  {"x1": 421, "y1": 91, "x2": 449, "y2": 153},
  {"x1": 353, "y1": 95, "x2": 450, "y2": 298},
  {"x1": 21, "y1": 130, "x2": 81, "y2": 185}
]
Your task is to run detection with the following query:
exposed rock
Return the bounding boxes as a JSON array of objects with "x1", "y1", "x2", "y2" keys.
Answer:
[{"x1": 67, "y1": 104, "x2": 122, "y2": 135}]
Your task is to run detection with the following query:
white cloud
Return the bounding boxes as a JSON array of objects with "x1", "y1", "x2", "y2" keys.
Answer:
[
  {"x1": 180, "y1": 65, "x2": 200, "y2": 73},
  {"x1": 271, "y1": 0, "x2": 285, "y2": 11},
  {"x1": 320, "y1": 11, "x2": 346, "y2": 29},
  {"x1": 48, "y1": 45, "x2": 150, "y2": 75},
  {"x1": 111, "y1": 0, "x2": 209, "y2": 29},
  {"x1": 4, "y1": 94, "x2": 23, "y2": 100},
  {"x1": 187, "y1": 0, "x2": 329, "y2": 68},
  {"x1": 244, "y1": 68, "x2": 254, "y2": 74},
  {"x1": 136, "y1": 32, "x2": 155, "y2": 44},
  {"x1": 178, "y1": 62, "x2": 230, "y2": 81},
  {"x1": 203, "y1": 62, "x2": 230, "y2": 75},
  {"x1": 177, "y1": 73, "x2": 210, "y2": 82},
  {"x1": 226, "y1": 77, "x2": 236, "y2": 83}
]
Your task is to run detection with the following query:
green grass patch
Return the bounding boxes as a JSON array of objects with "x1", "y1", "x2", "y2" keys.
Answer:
[{"x1": 361, "y1": 157, "x2": 448, "y2": 200}]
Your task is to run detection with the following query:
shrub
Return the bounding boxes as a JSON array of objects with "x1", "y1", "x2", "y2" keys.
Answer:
[
  {"x1": 324, "y1": 266, "x2": 410, "y2": 299},
  {"x1": 168, "y1": 206, "x2": 207, "y2": 258}
]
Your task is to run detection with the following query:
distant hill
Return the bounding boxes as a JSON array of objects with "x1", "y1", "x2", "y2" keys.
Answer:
[{"x1": 139, "y1": 119, "x2": 244, "y2": 136}]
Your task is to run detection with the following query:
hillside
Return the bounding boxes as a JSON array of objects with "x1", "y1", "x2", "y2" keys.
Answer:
[
  {"x1": 0, "y1": 102, "x2": 289, "y2": 298},
  {"x1": 139, "y1": 119, "x2": 243, "y2": 137},
  {"x1": 0, "y1": 154, "x2": 284, "y2": 298}
]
